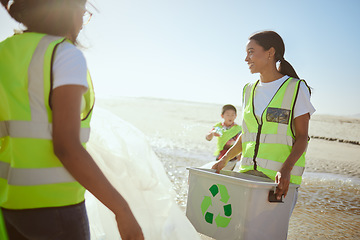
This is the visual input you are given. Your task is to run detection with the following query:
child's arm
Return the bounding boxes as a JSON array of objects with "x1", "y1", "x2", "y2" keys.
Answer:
[
  {"x1": 205, "y1": 131, "x2": 214, "y2": 141},
  {"x1": 205, "y1": 128, "x2": 221, "y2": 141}
]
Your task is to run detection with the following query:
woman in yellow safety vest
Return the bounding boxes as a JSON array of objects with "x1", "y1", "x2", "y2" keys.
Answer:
[
  {"x1": 0, "y1": 0, "x2": 143, "y2": 239},
  {"x1": 212, "y1": 31, "x2": 315, "y2": 202}
]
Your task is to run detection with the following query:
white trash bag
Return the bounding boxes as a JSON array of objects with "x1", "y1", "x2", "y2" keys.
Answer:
[{"x1": 85, "y1": 107, "x2": 200, "y2": 240}]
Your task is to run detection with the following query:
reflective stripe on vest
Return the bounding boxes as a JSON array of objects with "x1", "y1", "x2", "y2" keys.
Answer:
[
  {"x1": 240, "y1": 157, "x2": 304, "y2": 176},
  {"x1": 0, "y1": 35, "x2": 89, "y2": 185},
  {"x1": 0, "y1": 161, "x2": 76, "y2": 186},
  {"x1": 0, "y1": 33, "x2": 93, "y2": 208},
  {"x1": 240, "y1": 77, "x2": 306, "y2": 183},
  {"x1": 242, "y1": 78, "x2": 298, "y2": 140},
  {"x1": 0, "y1": 121, "x2": 90, "y2": 142},
  {"x1": 241, "y1": 131, "x2": 294, "y2": 146},
  {"x1": 0, "y1": 35, "x2": 91, "y2": 143},
  {"x1": 0, "y1": 35, "x2": 82, "y2": 186},
  {"x1": 28, "y1": 36, "x2": 59, "y2": 121}
]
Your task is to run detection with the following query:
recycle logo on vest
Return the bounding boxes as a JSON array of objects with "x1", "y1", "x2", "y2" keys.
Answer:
[{"x1": 201, "y1": 184, "x2": 232, "y2": 228}]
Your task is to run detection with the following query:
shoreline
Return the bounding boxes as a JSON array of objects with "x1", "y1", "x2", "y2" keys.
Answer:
[
  {"x1": 93, "y1": 96, "x2": 360, "y2": 239},
  {"x1": 95, "y1": 96, "x2": 360, "y2": 178},
  {"x1": 310, "y1": 135, "x2": 359, "y2": 145},
  {"x1": 97, "y1": 96, "x2": 360, "y2": 119}
]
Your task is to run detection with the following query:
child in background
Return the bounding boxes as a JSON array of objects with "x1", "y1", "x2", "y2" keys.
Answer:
[{"x1": 206, "y1": 105, "x2": 242, "y2": 169}]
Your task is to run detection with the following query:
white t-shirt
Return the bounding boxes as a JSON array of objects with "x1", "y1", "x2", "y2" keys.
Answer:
[
  {"x1": 251, "y1": 75, "x2": 315, "y2": 121},
  {"x1": 52, "y1": 42, "x2": 88, "y2": 90}
]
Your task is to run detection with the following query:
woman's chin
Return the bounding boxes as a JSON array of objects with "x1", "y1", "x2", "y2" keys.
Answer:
[{"x1": 249, "y1": 69, "x2": 258, "y2": 74}]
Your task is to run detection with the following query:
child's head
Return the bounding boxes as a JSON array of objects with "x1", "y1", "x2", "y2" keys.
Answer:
[{"x1": 221, "y1": 104, "x2": 237, "y2": 126}]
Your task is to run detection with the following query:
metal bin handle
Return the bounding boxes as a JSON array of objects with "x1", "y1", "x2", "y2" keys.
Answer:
[{"x1": 268, "y1": 190, "x2": 283, "y2": 203}]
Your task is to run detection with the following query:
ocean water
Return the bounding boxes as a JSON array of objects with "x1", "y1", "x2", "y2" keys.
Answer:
[{"x1": 94, "y1": 98, "x2": 360, "y2": 239}]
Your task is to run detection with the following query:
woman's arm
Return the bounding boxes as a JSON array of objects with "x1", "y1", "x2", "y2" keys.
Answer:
[
  {"x1": 212, "y1": 134, "x2": 242, "y2": 173},
  {"x1": 275, "y1": 113, "x2": 310, "y2": 200},
  {"x1": 52, "y1": 85, "x2": 144, "y2": 240}
]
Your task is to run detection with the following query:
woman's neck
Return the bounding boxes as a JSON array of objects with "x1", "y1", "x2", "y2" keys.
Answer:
[{"x1": 259, "y1": 67, "x2": 284, "y2": 83}]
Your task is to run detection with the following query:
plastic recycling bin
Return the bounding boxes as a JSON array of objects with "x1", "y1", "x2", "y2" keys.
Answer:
[{"x1": 186, "y1": 168, "x2": 299, "y2": 240}]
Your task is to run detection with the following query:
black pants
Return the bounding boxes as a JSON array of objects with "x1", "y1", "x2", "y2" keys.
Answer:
[{"x1": 2, "y1": 201, "x2": 90, "y2": 240}]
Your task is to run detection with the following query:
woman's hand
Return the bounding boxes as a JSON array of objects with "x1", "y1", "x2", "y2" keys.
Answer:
[
  {"x1": 275, "y1": 166, "x2": 291, "y2": 200},
  {"x1": 116, "y1": 211, "x2": 144, "y2": 240},
  {"x1": 212, "y1": 134, "x2": 243, "y2": 173},
  {"x1": 52, "y1": 85, "x2": 144, "y2": 239},
  {"x1": 211, "y1": 159, "x2": 227, "y2": 173},
  {"x1": 274, "y1": 113, "x2": 310, "y2": 200}
]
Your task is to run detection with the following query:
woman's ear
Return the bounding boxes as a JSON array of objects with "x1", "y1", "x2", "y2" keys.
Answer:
[{"x1": 268, "y1": 47, "x2": 276, "y2": 59}]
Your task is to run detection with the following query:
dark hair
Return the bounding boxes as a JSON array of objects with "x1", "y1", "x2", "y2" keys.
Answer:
[
  {"x1": 222, "y1": 104, "x2": 237, "y2": 115},
  {"x1": 249, "y1": 31, "x2": 299, "y2": 79},
  {"x1": 1, "y1": 0, "x2": 86, "y2": 41}
]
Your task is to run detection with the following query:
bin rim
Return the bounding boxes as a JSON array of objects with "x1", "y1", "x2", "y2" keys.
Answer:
[{"x1": 187, "y1": 167, "x2": 300, "y2": 189}]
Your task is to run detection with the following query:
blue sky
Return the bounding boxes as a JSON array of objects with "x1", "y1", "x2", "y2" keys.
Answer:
[{"x1": 1, "y1": 0, "x2": 360, "y2": 116}]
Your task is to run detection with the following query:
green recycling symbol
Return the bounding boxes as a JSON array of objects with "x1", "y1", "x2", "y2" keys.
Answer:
[{"x1": 201, "y1": 184, "x2": 232, "y2": 228}]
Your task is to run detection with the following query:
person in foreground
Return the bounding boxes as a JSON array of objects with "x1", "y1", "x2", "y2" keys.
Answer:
[
  {"x1": 205, "y1": 104, "x2": 242, "y2": 170},
  {"x1": 212, "y1": 31, "x2": 315, "y2": 202},
  {"x1": 0, "y1": 0, "x2": 143, "y2": 239}
]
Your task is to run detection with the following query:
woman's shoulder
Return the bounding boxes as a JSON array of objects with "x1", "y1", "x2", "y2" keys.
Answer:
[
  {"x1": 55, "y1": 41, "x2": 85, "y2": 60},
  {"x1": 53, "y1": 41, "x2": 87, "y2": 71},
  {"x1": 52, "y1": 41, "x2": 88, "y2": 89},
  {"x1": 298, "y1": 79, "x2": 311, "y2": 96},
  {"x1": 293, "y1": 79, "x2": 316, "y2": 117}
]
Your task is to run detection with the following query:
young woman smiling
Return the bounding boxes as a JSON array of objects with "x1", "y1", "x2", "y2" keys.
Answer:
[{"x1": 212, "y1": 31, "x2": 315, "y2": 203}]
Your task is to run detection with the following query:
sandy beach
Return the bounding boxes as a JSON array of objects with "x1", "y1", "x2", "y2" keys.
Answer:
[
  {"x1": 95, "y1": 97, "x2": 360, "y2": 240},
  {"x1": 96, "y1": 97, "x2": 360, "y2": 178}
]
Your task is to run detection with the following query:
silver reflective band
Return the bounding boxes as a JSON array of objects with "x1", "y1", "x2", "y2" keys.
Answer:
[
  {"x1": 0, "y1": 36, "x2": 90, "y2": 142},
  {"x1": 241, "y1": 121, "x2": 248, "y2": 134},
  {"x1": 28, "y1": 35, "x2": 64, "y2": 122},
  {"x1": 244, "y1": 83, "x2": 254, "y2": 107},
  {"x1": 241, "y1": 78, "x2": 301, "y2": 145},
  {"x1": 0, "y1": 121, "x2": 51, "y2": 139},
  {"x1": 0, "y1": 161, "x2": 76, "y2": 186},
  {"x1": 281, "y1": 78, "x2": 298, "y2": 110},
  {"x1": 0, "y1": 121, "x2": 90, "y2": 143},
  {"x1": 279, "y1": 78, "x2": 298, "y2": 135},
  {"x1": 241, "y1": 157, "x2": 304, "y2": 176},
  {"x1": 241, "y1": 132, "x2": 294, "y2": 146}
]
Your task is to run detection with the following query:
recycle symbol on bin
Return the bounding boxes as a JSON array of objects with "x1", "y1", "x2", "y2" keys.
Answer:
[{"x1": 201, "y1": 184, "x2": 232, "y2": 228}]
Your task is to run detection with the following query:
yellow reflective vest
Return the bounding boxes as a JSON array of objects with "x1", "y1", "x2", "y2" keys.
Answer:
[
  {"x1": 213, "y1": 122, "x2": 242, "y2": 156},
  {"x1": 0, "y1": 33, "x2": 95, "y2": 209},
  {"x1": 240, "y1": 77, "x2": 308, "y2": 184}
]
